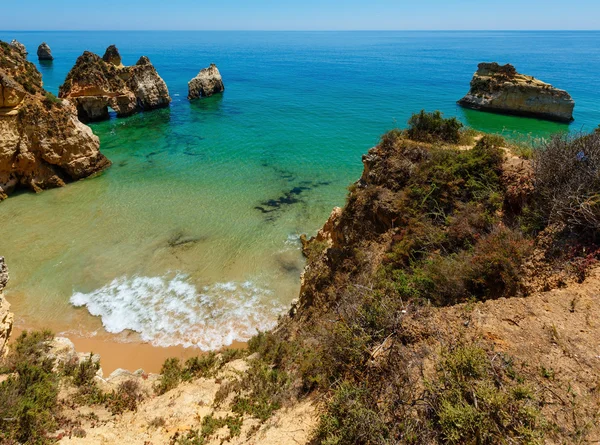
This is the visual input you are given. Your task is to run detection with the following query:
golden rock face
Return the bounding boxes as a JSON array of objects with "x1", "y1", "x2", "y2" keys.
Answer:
[
  {"x1": 458, "y1": 62, "x2": 575, "y2": 122},
  {"x1": 0, "y1": 40, "x2": 111, "y2": 201}
]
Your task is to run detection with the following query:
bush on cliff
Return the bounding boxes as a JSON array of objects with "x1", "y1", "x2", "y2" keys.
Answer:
[
  {"x1": 532, "y1": 131, "x2": 600, "y2": 234},
  {"x1": 0, "y1": 330, "x2": 59, "y2": 444},
  {"x1": 407, "y1": 110, "x2": 463, "y2": 143}
]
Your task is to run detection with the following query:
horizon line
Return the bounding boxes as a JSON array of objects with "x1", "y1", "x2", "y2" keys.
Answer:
[{"x1": 4, "y1": 29, "x2": 600, "y2": 32}]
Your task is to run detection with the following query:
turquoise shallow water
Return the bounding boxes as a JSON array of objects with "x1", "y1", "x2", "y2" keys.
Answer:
[{"x1": 0, "y1": 31, "x2": 599, "y2": 348}]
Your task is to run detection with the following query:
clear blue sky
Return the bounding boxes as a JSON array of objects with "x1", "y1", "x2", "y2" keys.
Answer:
[{"x1": 5, "y1": 0, "x2": 599, "y2": 30}]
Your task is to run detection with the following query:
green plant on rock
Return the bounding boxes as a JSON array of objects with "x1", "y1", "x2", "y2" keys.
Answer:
[{"x1": 407, "y1": 110, "x2": 463, "y2": 144}]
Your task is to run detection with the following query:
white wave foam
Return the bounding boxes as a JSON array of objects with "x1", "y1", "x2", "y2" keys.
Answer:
[{"x1": 70, "y1": 274, "x2": 284, "y2": 350}]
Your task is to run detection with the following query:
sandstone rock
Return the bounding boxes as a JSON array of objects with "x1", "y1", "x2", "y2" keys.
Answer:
[
  {"x1": 102, "y1": 44, "x2": 123, "y2": 67},
  {"x1": 0, "y1": 71, "x2": 26, "y2": 108},
  {"x1": 458, "y1": 62, "x2": 575, "y2": 122},
  {"x1": 37, "y1": 42, "x2": 53, "y2": 61},
  {"x1": 0, "y1": 257, "x2": 14, "y2": 357},
  {"x1": 0, "y1": 41, "x2": 111, "y2": 200},
  {"x1": 188, "y1": 63, "x2": 224, "y2": 100},
  {"x1": 9, "y1": 40, "x2": 27, "y2": 57},
  {"x1": 59, "y1": 47, "x2": 171, "y2": 122}
]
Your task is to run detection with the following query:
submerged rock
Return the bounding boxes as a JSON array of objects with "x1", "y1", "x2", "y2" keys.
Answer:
[
  {"x1": 37, "y1": 42, "x2": 53, "y2": 61},
  {"x1": 9, "y1": 39, "x2": 27, "y2": 57},
  {"x1": 458, "y1": 62, "x2": 574, "y2": 122},
  {"x1": 59, "y1": 46, "x2": 171, "y2": 122},
  {"x1": 0, "y1": 257, "x2": 13, "y2": 357},
  {"x1": 188, "y1": 63, "x2": 224, "y2": 100},
  {"x1": 0, "y1": 41, "x2": 110, "y2": 200},
  {"x1": 102, "y1": 44, "x2": 123, "y2": 67}
]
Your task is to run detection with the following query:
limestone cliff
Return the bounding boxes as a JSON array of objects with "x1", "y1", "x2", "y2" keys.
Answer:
[
  {"x1": 188, "y1": 64, "x2": 224, "y2": 100},
  {"x1": 59, "y1": 46, "x2": 171, "y2": 122},
  {"x1": 0, "y1": 41, "x2": 110, "y2": 200},
  {"x1": 458, "y1": 62, "x2": 574, "y2": 122},
  {"x1": 0, "y1": 257, "x2": 13, "y2": 357}
]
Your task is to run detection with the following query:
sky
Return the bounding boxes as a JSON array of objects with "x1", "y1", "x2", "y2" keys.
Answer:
[{"x1": 4, "y1": 0, "x2": 600, "y2": 31}]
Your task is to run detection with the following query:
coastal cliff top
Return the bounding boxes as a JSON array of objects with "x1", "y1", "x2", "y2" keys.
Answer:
[
  {"x1": 469, "y1": 61, "x2": 566, "y2": 94},
  {"x1": 0, "y1": 40, "x2": 43, "y2": 96}
]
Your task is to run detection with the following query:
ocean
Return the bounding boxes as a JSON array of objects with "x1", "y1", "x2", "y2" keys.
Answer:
[{"x1": 1, "y1": 31, "x2": 598, "y2": 349}]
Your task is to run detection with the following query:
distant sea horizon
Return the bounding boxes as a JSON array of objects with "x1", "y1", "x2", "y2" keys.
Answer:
[{"x1": 1, "y1": 30, "x2": 598, "y2": 350}]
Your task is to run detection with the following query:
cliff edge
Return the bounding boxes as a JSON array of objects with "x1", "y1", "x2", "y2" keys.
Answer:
[
  {"x1": 0, "y1": 41, "x2": 110, "y2": 201},
  {"x1": 0, "y1": 257, "x2": 14, "y2": 357},
  {"x1": 458, "y1": 62, "x2": 575, "y2": 122}
]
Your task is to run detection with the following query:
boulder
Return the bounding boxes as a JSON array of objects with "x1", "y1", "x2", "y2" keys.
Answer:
[
  {"x1": 102, "y1": 44, "x2": 123, "y2": 67},
  {"x1": 458, "y1": 62, "x2": 574, "y2": 122},
  {"x1": 9, "y1": 40, "x2": 27, "y2": 57},
  {"x1": 0, "y1": 257, "x2": 14, "y2": 357},
  {"x1": 37, "y1": 42, "x2": 53, "y2": 61},
  {"x1": 188, "y1": 63, "x2": 224, "y2": 100},
  {"x1": 59, "y1": 46, "x2": 171, "y2": 122},
  {"x1": 0, "y1": 41, "x2": 111, "y2": 200}
]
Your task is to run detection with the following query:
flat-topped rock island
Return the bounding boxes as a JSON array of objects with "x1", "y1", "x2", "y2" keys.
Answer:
[{"x1": 458, "y1": 62, "x2": 575, "y2": 122}]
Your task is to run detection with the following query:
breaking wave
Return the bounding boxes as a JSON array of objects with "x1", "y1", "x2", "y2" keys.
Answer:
[{"x1": 70, "y1": 274, "x2": 285, "y2": 350}]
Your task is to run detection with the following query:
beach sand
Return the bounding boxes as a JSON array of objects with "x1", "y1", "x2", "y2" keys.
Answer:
[{"x1": 9, "y1": 326, "x2": 247, "y2": 375}]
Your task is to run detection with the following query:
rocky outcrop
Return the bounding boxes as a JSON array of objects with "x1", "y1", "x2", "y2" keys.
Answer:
[
  {"x1": 0, "y1": 40, "x2": 110, "y2": 200},
  {"x1": 37, "y1": 42, "x2": 53, "y2": 61},
  {"x1": 458, "y1": 62, "x2": 575, "y2": 122},
  {"x1": 0, "y1": 257, "x2": 14, "y2": 357},
  {"x1": 188, "y1": 64, "x2": 224, "y2": 100},
  {"x1": 59, "y1": 46, "x2": 171, "y2": 122},
  {"x1": 102, "y1": 44, "x2": 123, "y2": 67},
  {"x1": 9, "y1": 40, "x2": 27, "y2": 57}
]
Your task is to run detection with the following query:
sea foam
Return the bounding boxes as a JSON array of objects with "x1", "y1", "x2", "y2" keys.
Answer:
[{"x1": 70, "y1": 274, "x2": 284, "y2": 350}]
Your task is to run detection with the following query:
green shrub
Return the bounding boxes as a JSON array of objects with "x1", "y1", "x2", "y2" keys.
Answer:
[
  {"x1": 0, "y1": 330, "x2": 59, "y2": 444},
  {"x1": 155, "y1": 357, "x2": 183, "y2": 395},
  {"x1": 231, "y1": 361, "x2": 290, "y2": 421},
  {"x1": 426, "y1": 346, "x2": 545, "y2": 444},
  {"x1": 106, "y1": 379, "x2": 144, "y2": 414},
  {"x1": 315, "y1": 382, "x2": 389, "y2": 445},
  {"x1": 533, "y1": 131, "x2": 600, "y2": 233},
  {"x1": 407, "y1": 110, "x2": 463, "y2": 143}
]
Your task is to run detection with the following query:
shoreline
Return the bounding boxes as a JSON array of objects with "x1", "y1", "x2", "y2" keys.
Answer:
[{"x1": 9, "y1": 326, "x2": 248, "y2": 375}]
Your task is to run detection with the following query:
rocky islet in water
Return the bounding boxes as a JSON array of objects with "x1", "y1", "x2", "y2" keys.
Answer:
[
  {"x1": 458, "y1": 62, "x2": 575, "y2": 122},
  {"x1": 37, "y1": 41, "x2": 53, "y2": 61},
  {"x1": 58, "y1": 45, "x2": 171, "y2": 122},
  {"x1": 188, "y1": 63, "x2": 225, "y2": 100}
]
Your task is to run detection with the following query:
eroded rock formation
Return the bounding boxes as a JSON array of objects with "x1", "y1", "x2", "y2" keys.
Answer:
[
  {"x1": 0, "y1": 40, "x2": 110, "y2": 200},
  {"x1": 188, "y1": 63, "x2": 224, "y2": 100},
  {"x1": 102, "y1": 44, "x2": 123, "y2": 67},
  {"x1": 37, "y1": 42, "x2": 53, "y2": 61},
  {"x1": 0, "y1": 257, "x2": 14, "y2": 357},
  {"x1": 9, "y1": 40, "x2": 27, "y2": 57},
  {"x1": 59, "y1": 46, "x2": 171, "y2": 122},
  {"x1": 458, "y1": 62, "x2": 574, "y2": 122}
]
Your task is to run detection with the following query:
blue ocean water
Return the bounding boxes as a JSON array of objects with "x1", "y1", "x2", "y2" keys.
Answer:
[{"x1": 0, "y1": 31, "x2": 599, "y2": 349}]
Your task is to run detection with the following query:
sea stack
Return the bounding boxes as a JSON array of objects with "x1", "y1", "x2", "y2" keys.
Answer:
[
  {"x1": 59, "y1": 45, "x2": 171, "y2": 122},
  {"x1": 0, "y1": 40, "x2": 110, "y2": 200},
  {"x1": 458, "y1": 62, "x2": 574, "y2": 123},
  {"x1": 9, "y1": 39, "x2": 27, "y2": 57},
  {"x1": 188, "y1": 64, "x2": 224, "y2": 100},
  {"x1": 37, "y1": 42, "x2": 54, "y2": 61}
]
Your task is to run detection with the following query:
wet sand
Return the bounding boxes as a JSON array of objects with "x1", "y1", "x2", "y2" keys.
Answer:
[{"x1": 10, "y1": 326, "x2": 247, "y2": 375}]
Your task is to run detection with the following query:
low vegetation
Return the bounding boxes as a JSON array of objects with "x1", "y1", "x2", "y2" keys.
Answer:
[{"x1": 2, "y1": 110, "x2": 599, "y2": 444}]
